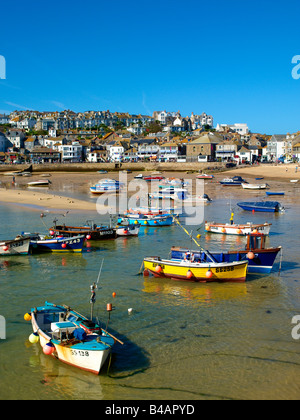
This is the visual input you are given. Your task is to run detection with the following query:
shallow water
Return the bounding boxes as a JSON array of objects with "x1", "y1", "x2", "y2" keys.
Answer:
[{"x1": 0, "y1": 182, "x2": 300, "y2": 400}]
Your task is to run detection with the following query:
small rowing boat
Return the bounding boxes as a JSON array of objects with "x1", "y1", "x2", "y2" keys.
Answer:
[
  {"x1": 196, "y1": 173, "x2": 214, "y2": 179},
  {"x1": 241, "y1": 183, "x2": 269, "y2": 190},
  {"x1": 266, "y1": 191, "x2": 285, "y2": 196},
  {"x1": 27, "y1": 179, "x2": 52, "y2": 187}
]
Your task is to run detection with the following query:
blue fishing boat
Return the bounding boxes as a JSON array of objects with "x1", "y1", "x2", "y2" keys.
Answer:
[
  {"x1": 266, "y1": 191, "x2": 285, "y2": 196},
  {"x1": 117, "y1": 212, "x2": 174, "y2": 226},
  {"x1": 170, "y1": 233, "x2": 281, "y2": 274},
  {"x1": 25, "y1": 283, "x2": 123, "y2": 374},
  {"x1": 237, "y1": 201, "x2": 283, "y2": 212}
]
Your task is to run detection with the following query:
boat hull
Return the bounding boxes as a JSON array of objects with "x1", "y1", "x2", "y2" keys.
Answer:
[
  {"x1": 205, "y1": 222, "x2": 271, "y2": 235},
  {"x1": 118, "y1": 215, "x2": 173, "y2": 226},
  {"x1": 237, "y1": 201, "x2": 281, "y2": 212},
  {"x1": 30, "y1": 235, "x2": 85, "y2": 253},
  {"x1": 30, "y1": 304, "x2": 114, "y2": 374},
  {"x1": 116, "y1": 225, "x2": 140, "y2": 236},
  {"x1": 0, "y1": 237, "x2": 31, "y2": 255},
  {"x1": 266, "y1": 192, "x2": 285, "y2": 196},
  {"x1": 170, "y1": 246, "x2": 281, "y2": 274},
  {"x1": 144, "y1": 258, "x2": 248, "y2": 282},
  {"x1": 52, "y1": 226, "x2": 117, "y2": 240},
  {"x1": 242, "y1": 183, "x2": 268, "y2": 190}
]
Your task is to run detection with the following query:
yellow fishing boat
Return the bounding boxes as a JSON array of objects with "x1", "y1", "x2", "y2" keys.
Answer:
[{"x1": 143, "y1": 257, "x2": 248, "y2": 283}]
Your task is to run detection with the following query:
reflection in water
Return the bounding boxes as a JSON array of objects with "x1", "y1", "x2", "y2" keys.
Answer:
[{"x1": 143, "y1": 277, "x2": 248, "y2": 306}]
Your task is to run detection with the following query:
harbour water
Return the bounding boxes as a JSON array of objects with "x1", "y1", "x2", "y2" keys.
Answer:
[{"x1": 0, "y1": 182, "x2": 300, "y2": 400}]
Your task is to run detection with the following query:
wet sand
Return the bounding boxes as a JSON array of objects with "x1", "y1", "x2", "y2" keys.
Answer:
[{"x1": 0, "y1": 164, "x2": 298, "y2": 211}]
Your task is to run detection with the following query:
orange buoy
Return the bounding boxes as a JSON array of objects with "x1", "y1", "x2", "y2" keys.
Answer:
[
  {"x1": 221, "y1": 228, "x2": 226, "y2": 233},
  {"x1": 252, "y1": 229, "x2": 258, "y2": 234},
  {"x1": 107, "y1": 303, "x2": 113, "y2": 312},
  {"x1": 247, "y1": 252, "x2": 255, "y2": 259},
  {"x1": 236, "y1": 229, "x2": 242, "y2": 234},
  {"x1": 112, "y1": 292, "x2": 116, "y2": 298},
  {"x1": 205, "y1": 225, "x2": 210, "y2": 231},
  {"x1": 206, "y1": 269, "x2": 213, "y2": 278},
  {"x1": 186, "y1": 270, "x2": 193, "y2": 279},
  {"x1": 155, "y1": 265, "x2": 162, "y2": 273}
]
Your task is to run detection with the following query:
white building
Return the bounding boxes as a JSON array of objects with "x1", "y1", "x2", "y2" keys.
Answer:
[
  {"x1": 266, "y1": 135, "x2": 286, "y2": 161},
  {"x1": 58, "y1": 141, "x2": 82, "y2": 162},
  {"x1": 216, "y1": 123, "x2": 249, "y2": 135},
  {"x1": 17, "y1": 118, "x2": 36, "y2": 130},
  {"x1": 109, "y1": 144, "x2": 124, "y2": 162},
  {"x1": 6, "y1": 129, "x2": 26, "y2": 148}
]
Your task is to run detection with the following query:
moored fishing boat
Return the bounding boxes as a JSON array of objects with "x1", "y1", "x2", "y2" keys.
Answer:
[
  {"x1": 220, "y1": 176, "x2": 247, "y2": 186},
  {"x1": 90, "y1": 179, "x2": 124, "y2": 194},
  {"x1": 50, "y1": 223, "x2": 117, "y2": 240},
  {"x1": 170, "y1": 233, "x2": 281, "y2": 274},
  {"x1": 19, "y1": 233, "x2": 85, "y2": 253},
  {"x1": 0, "y1": 236, "x2": 31, "y2": 255},
  {"x1": 237, "y1": 201, "x2": 283, "y2": 212},
  {"x1": 143, "y1": 257, "x2": 248, "y2": 283},
  {"x1": 205, "y1": 221, "x2": 272, "y2": 235},
  {"x1": 24, "y1": 282, "x2": 123, "y2": 374},
  {"x1": 118, "y1": 212, "x2": 174, "y2": 226},
  {"x1": 116, "y1": 224, "x2": 140, "y2": 237}
]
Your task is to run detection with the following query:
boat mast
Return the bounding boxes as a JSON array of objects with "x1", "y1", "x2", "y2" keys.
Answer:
[{"x1": 90, "y1": 259, "x2": 104, "y2": 320}]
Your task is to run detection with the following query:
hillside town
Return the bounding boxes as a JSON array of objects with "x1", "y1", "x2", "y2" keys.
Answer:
[{"x1": 0, "y1": 109, "x2": 299, "y2": 165}]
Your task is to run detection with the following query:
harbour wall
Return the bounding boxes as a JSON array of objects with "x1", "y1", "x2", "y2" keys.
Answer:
[{"x1": 0, "y1": 162, "x2": 228, "y2": 173}]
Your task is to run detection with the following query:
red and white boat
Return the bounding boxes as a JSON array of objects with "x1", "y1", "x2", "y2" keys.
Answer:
[{"x1": 196, "y1": 173, "x2": 214, "y2": 179}]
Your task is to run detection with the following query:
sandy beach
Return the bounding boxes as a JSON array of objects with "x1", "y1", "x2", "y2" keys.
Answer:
[{"x1": 0, "y1": 163, "x2": 299, "y2": 212}]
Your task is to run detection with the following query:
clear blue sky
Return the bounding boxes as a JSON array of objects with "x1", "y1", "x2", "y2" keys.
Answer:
[{"x1": 0, "y1": 0, "x2": 300, "y2": 134}]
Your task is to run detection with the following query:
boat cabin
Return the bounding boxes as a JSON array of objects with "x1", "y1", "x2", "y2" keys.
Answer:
[{"x1": 246, "y1": 233, "x2": 266, "y2": 250}]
